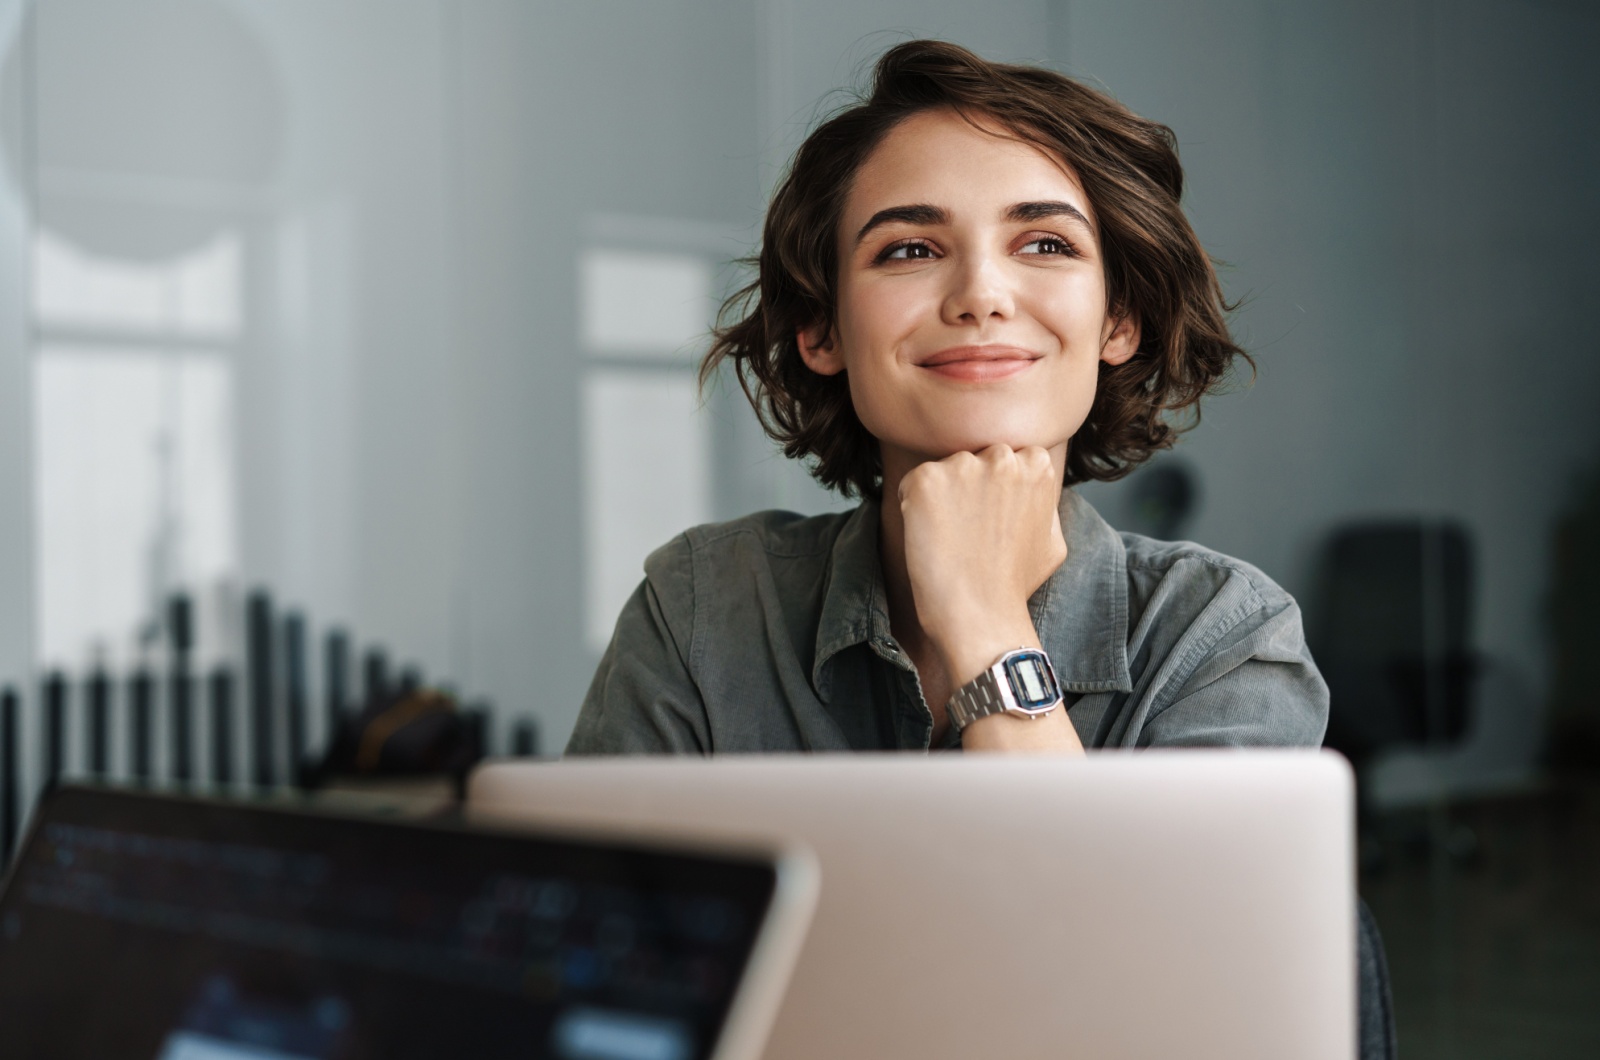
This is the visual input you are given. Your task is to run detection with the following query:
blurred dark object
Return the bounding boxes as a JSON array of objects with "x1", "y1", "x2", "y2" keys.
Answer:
[
  {"x1": 1125, "y1": 460, "x2": 1198, "y2": 540},
  {"x1": 42, "y1": 670, "x2": 66, "y2": 791},
  {"x1": 0, "y1": 587, "x2": 515, "y2": 811},
  {"x1": 283, "y1": 611, "x2": 309, "y2": 778},
  {"x1": 512, "y1": 716, "x2": 541, "y2": 757},
  {"x1": 324, "y1": 629, "x2": 350, "y2": 744},
  {"x1": 1315, "y1": 521, "x2": 1483, "y2": 873},
  {"x1": 167, "y1": 592, "x2": 193, "y2": 654},
  {"x1": 1357, "y1": 898, "x2": 1397, "y2": 1060},
  {"x1": 247, "y1": 591, "x2": 275, "y2": 788},
  {"x1": 1547, "y1": 463, "x2": 1600, "y2": 773},
  {"x1": 128, "y1": 667, "x2": 154, "y2": 784},
  {"x1": 2, "y1": 687, "x2": 17, "y2": 867},
  {"x1": 363, "y1": 648, "x2": 390, "y2": 708},
  {"x1": 86, "y1": 666, "x2": 110, "y2": 779},
  {"x1": 209, "y1": 666, "x2": 234, "y2": 786},
  {"x1": 168, "y1": 594, "x2": 194, "y2": 787},
  {"x1": 1317, "y1": 521, "x2": 1479, "y2": 764},
  {"x1": 463, "y1": 704, "x2": 490, "y2": 758},
  {"x1": 306, "y1": 685, "x2": 486, "y2": 796}
]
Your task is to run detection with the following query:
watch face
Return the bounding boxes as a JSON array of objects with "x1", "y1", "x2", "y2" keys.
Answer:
[{"x1": 1003, "y1": 652, "x2": 1060, "y2": 711}]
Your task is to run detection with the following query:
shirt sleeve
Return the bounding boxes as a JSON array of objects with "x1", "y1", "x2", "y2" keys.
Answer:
[
  {"x1": 565, "y1": 535, "x2": 712, "y2": 756},
  {"x1": 1136, "y1": 582, "x2": 1330, "y2": 749}
]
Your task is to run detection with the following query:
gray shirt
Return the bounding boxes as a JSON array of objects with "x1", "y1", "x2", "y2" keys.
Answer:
[{"x1": 567, "y1": 489, "x2": 1328, "y2": 755}]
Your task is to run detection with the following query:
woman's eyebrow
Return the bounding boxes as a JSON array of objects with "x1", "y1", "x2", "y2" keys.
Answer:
[
  {"x1": 853, "y1": 204, "x2": 949, "y2": 246},
  {"x1": 1006, "y1": 200, "x2": 1093, "y2": 229},
  {"x1": 853, "y1": 201, "x2": 1092, "y2": 247}
]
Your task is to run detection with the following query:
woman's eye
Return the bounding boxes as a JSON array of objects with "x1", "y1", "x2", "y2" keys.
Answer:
[
  {"x1": 879, "y1": 241, "x2": 937, "y2": 262},
  {"x1": 1018, "y1": 236, "x2": 1075, "y2": 257}
]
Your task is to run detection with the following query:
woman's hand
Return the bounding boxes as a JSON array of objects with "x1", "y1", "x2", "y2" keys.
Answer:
[
  {"x1": 892, "y1": 443, "x2": 1083, "y2": 754},
  {"x1": 898, "y1": 444, "x2": 1067, "y2": 690}
]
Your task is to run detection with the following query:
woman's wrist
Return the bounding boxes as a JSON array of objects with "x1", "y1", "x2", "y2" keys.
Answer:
[
  {"x1": 930, "y1": 611, "x2": 1085, "y2": 755},
  {"x1": 961, "y1": 705, "x2": 1084, "y2": 753},
  {"x1": 929, "y1": 606, "x2": 1042, "y2": 691}
]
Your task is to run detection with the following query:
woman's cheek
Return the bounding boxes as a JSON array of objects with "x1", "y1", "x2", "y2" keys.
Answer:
[
  {"x1": 1056, "y1": 365, "x2": 1100, "y2": 440},
  {"x1": 844, "y1": 367, "x2": 902, "y2": 444}
]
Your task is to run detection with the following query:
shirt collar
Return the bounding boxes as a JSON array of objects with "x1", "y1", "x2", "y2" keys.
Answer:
[
  {"x1": 812, "y1": 498, "x2": 895, "y2": 700},
  {"x1": 1032, "y1": 488, "x2": 1134, "y2": 694},
  {"x1": 811, "y1": 488, "x2": 1134, "y2": 702}
]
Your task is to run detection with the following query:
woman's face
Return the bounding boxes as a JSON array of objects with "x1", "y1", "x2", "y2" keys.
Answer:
[{"x1": 799, "y1": 108, "x2": 1139, "y2": 481}]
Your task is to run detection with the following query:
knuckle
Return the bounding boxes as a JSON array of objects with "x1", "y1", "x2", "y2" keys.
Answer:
[{"x1": 946, "y1": 452, "x2": 978, "y2": 479}]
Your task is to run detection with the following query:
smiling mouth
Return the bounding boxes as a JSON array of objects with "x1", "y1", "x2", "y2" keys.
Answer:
[{"x1": 918, "y1": 345, "x2": 1041, "y2": 382}]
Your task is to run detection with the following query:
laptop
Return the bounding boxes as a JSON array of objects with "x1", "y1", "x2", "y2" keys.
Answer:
[
  {"x1": 470, "y1": 751, "x2": 1355, "y2": 1060},
  {"x1": 0, "y1": 785, "x2": 817, "y2": 1060}
]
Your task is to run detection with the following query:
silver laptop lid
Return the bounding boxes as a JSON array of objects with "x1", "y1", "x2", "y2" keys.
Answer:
[{"x1": 471, "y1": 750, "x2": 1354, "y2": 1060}]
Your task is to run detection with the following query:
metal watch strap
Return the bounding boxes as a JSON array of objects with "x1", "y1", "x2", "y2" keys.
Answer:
[
  {"x1": 946, "y1": 665, "x2": 1010, "y2": 732},
  {"x1": 946, "y1": 648, "x2": 1062, "y2": 733}
]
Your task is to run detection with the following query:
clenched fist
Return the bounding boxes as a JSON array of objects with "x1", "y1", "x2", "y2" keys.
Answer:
[{"x1": 897, "y1": 444, "x2": 1067, "y2": 690}]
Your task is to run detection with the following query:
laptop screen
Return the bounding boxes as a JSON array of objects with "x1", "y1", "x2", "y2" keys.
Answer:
[{"x1": 0, "y1": 786, "x2": 780, "y2": 1060}]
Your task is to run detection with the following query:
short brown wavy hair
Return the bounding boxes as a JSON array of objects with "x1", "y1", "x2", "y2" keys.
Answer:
[{"x1": 702, "y1": 39, "x2": 1248, "y2": 500}]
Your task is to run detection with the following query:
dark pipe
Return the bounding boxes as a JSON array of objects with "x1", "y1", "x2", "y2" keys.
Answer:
[
  {"x1": 511, "y1": 717, "x2": 540, "y2": 757},
  {"x1": 210, "y1": 666, "x2": 234, "y2": 787},
  {"x1": 362, "y1": 648, "x2": 388, "y2": 709},
  {"x1": 463, "y1": 705, "x2": 490, "y2": 760},
  {"x1": 324, "y1": 629, "x2": 349, "y2": 745},
  {"x1": 170, "y1": 671, "x2": 192, "y2": 786},
  {"x1": 169, "y1": 594, "x2": 194, "y2": 786},
  {"x1": 168, "y1": 593, "x2": 193, "y2": 655},
  {"x1": 247, "y1": 591, "x2": 275, "y2": 789},
  {"x1": 284, "y1": 612, "x2": 307, "y2": 783},
  {"x1": 86, "y1": 667, "x2": 110, "y2": 778},
  {"x1": 2, "y1": 687, "x2": 18, "y2": 868},
  {"x1": 129, "y1": 668, "x2": 154, "y2": 784},
  {"x1": 43, "y1": 671, "x2": 66, "y2": 790}
]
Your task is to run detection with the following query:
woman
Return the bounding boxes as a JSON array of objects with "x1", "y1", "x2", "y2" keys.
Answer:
[{"x1": 568, "y1": 39, "x2": 1328, "y2": 756}]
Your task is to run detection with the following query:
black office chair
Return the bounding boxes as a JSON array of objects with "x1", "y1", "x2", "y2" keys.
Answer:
[
  {"x1": 1311, "y1": 522, "x2": 1477, "y2": 1060},
  {"x1": 1316, "y1": 520, "x2": 1479, "y2": 777},
  {"x1": 1357, "y1": 898, "x2": 1397, "y2": 1060}
]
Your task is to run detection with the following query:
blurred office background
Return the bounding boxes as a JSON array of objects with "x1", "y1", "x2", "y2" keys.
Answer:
[{"x1": 0, "y1": 0, "x2": 1595, "y2": 1055}]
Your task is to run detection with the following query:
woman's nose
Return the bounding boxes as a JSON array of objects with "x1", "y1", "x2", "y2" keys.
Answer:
[{"x1": 940, "y1": 251, "x2": 1015, "y2": 326}]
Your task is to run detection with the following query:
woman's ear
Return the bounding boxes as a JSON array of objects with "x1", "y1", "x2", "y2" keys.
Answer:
[
  {"x1": 797, "y1": 322, "x2": 845, "y2": 376},
  {"x1": 1099, "y1": 309, "x2": 1141, "y2": 367}
]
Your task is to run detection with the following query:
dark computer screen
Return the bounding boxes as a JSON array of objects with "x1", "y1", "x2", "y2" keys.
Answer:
[{"x1": 0, "y1": 786, "x2": 778, "y2": 1060}]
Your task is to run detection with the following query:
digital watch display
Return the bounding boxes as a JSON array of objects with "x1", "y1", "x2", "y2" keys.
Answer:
[{"x1": 946, "y1": 647, "x2": 1064, "y2": 732}]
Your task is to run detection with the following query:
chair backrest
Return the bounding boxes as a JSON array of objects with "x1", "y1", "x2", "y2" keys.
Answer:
[{"x1": 1315, "y1": 520, "x2": 1476, "y2": 755}]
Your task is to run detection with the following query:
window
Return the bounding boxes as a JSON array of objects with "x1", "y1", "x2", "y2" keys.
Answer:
[
  {"x1": 579, "y1": 240, "x2": 717, "y2": 653},
  {"x1": 32, "y1": 227, "x2": 242, "y2": 670}
]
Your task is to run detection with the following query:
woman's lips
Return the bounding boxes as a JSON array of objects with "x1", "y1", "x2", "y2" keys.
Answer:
[{"x1": 918, "y1": 346, "x2": 1041, "y2": 382}]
